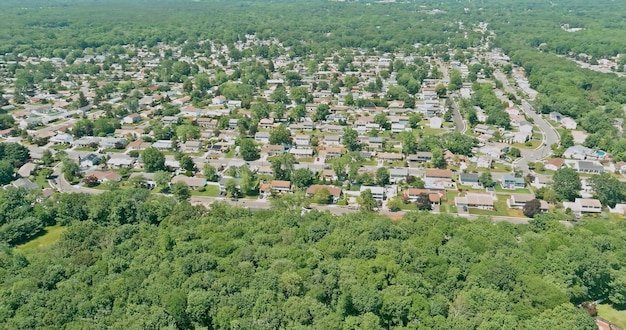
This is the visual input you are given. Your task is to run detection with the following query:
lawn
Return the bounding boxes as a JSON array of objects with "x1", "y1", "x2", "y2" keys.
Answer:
[
  {"x1": 494, "y1": 185, "x2": 532, "y2": 194},
  {"x1": 102, "y1": 148, "x2": 126, "y2": 153},
  {"x1": 468, "y1": 195, "x2": 510, "y2": 216},
  {"x1": 492, "y1": 163, "x2": 512, "y2": 172},
  {"x1": 50, "y1": 144, "x2": 69, "y2": 150},
  {"x1": 16, "y1": 225, "x2": 66, "y2": 253},
  {"x1": 440, "y1": 202, "x2": 458, "y2": 214},
  {"x1": 74, "y1": 146, "x2": 98, "y2": 152},
  {"x1": 34, "y1": 172, "x2": 51, "y2": 189},
  {"x1": 597, "y1": 304, "x2": 626, "y2": 329},
  {"x1": 190, "y1": 184, "x2": 220, "y2": 197}
]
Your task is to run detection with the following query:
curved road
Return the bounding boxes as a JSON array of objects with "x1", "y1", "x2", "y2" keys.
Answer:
[{"x1": 493, "y1": 70, "x2": 560, "y2": 175}]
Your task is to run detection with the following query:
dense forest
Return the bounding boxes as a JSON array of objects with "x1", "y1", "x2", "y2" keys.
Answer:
[
  {"x1": 0, "y1": 189, "x2": 618, "y2": 329},
  {"x1": 1, "y1": 0, "x2": 626, "y2": 328}
]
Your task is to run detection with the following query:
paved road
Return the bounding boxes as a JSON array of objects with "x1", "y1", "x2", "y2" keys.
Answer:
[
  {"x1": 492, "y1": 70, "x2": 560, "y2": 175},
  {"x1": 435, "y1": 58, "x2": 466, "y2": 133}
]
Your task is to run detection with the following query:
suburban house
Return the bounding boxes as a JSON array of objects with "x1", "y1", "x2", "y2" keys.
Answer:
[
  {"x1": 181, "y1": 140, "x2": 203, "y2": 153},
  {"x1": 323, "y1": 135, "x2": 342, "y2": 146},
  {"x1": 17, "y1": 162, "x2": 37, "y2": 178},
  {"x1": 360, "y1": 186, "x2": 386, "y2": 202},
  {"x1": 424, "y1": 169, "x2": 454, "y2": 189},
  {"x1": 407, "y1": 152, "x2": 433, "y2": 163},
  {"x1": 107, "y1": 157, "x2": 135, "y2": 168},
  {"x1": 476, "y1": 155, "x2": 492, "y2": 169},
  {"x1": 389, "y1": 168, "x2": 409, "y2": 183},
  {"x1": 122, "y1": 113, "x2": 141, "y2": 124},
  {"x1": 506, "y1": 193, "x2": 549, "y2": 211},
  {"x1": 544, "y1": 158, "x2": 564, "y2": 171},
  {"x1": 254, "y1": 132, "x2": 271, "y2": 144},
  {"x1": 561, "y1": 117, "x2": 577, "y2": 130},
  {"x1": 459, "y1": 173, "x2": 481, "y2": 188},
  {"x1": 170, "y1": 175, "x2": 207, "y2": 189},
  {"x1": 305, "y1": 185, "x2": 342, "y2": 203},
  {"x1": 152, "y1": 140, "x2": 172, "y2": 150},
  {"x1": 84, "y1": 170, "x2": 121, "y2": 183},
  {"x1": 500, "y1": 174, "x2": 525, "y2": 189},
  {"x1": 377, "y1": 152, "x2": 403, "y2": 163},
  {"x1": 574, "y1": 160, "x2": 604, "y2": 174},
  {"x1": 127, "y1": 139, "x2": 153, "y2": 150},
  {"x1": 12, "y1": 178, "x2": 39, "y2": 190},
  {"x1": 261, "y1": 180, "x2": 293, "y2": 196},
  {"x1": 563, "y1": 145, "x2": 593, "y2": 160},
  {"x1": 294, "y1": 134, "x2": 311, "y2": 147},
  {"x1": 563, "y1": 198, "x2": 603, "y2": 216},
  {"x1": 403, "y1": 188, "x2": 442, "y2": 205},
  {"x1": 79, "y1": 154, "x2": 101, "y2": 168},
  {"x1": 455, "y1": 192, "x2": 497, "y2": 210},
  {"x1": 531, "y1": 174, "x2": 553, "y2": 189},
  {"x1": 262, "y1": 145, "x2": 286, "y2": 157},
  {"x1": 196, "y1": 118, "x2": 218, "y2": 129}
]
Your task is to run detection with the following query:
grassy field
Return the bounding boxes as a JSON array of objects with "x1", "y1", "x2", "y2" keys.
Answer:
[
  {"x1": 597, "y1": 304, "x2": 626, "y2": 328},
  {"x1": 34, "y1": 172, "x2": 51, "y2": 189},
  {"x1": 190, "y1": 184, "x2": 220, "y2": 197},
  {"x1": 16, "y1": 225, "x2": 66, "y2": 253}
]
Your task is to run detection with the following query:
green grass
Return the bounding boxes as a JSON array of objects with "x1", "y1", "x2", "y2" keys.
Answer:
[
  {"x1": 597, "y1": 304, "x2": 626, "y2": 328},
  {"x1": 74, "y1": 146, "x2": 98, "y2": 152},
  {"x1": 400, "y1": 203, "x2": 418, "y2": 211},
  {"x1": 190, "y1": 184, "x2": 220, "y2": 197},
  {"x1": 494, "y1": 184, "x2": 531, "y2": 194},
  {"x1": 491, "y1": 163, "x2": 512, "y2": 172},
  {"x1": 16, "y1": 225, "x2": 66, "y2": 253},
  {"x1": 50, "y1": 144, "x2": 70, "y2": 150},
  {"x1": 34, "y1": 172, "x2": 51, "y2": 189},
  {"x1": 102, "y1": 148, "x2": 126, "y2": 153}
]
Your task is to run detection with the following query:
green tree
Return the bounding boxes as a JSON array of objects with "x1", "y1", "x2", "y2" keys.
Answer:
[
  {"x1": 172, "y1": 182, "x2": 191, "y2": 202},
  {"x1": 238, "y1": 138, "x2": 259, "y2": 161},
  {"x1": 61, "y1": 158, "x2": 79, "y2": 181},
  {"x1": 375, "y1": 167, "x2": 389, "y2": 186},
  {"x1": 343, "y1": 127, "x2": 360, "y2": 152},
  {"x1": 0, "y1": 160, "x2": 14, "y2": 185},
  {"x1": 400, "y1": 131, "x2": 417, "y2": 155},
  {"x1": 154, "y1": 171, "x2": 171, "y2": 188},
  {"x1": 480, "y1": 171, "x2": 494, "y2": 188},
  {"x1": 589, "y1": 173, "x2": 625, "y2": 208},
  {"x1": 179, "y1": 155, "x2": 194, "y2": 172},
  {"x1": 312, "y1": 188, "x2": 332, "y2": 204},
  {"x1": 358, "y1": 189, "x2": 378, "y2": 212},
  {"x1": 269, "y1": 125, "x2": 292, "y2": 145},
  {"x1": 202, "y1": 164, "x2": 218, "y2": 182},
  {"x1": 553, "y1": 168, "x2": 581, "y2": 202},
  {"x1": 431, "y1": 148, "x2": 446, "y2": 169},
  {"x1": 523, "y1": 199, "x2": 542, "y2": 218},
  {"x1": 141, "y1": 147, "x2": 166, "y2": 172},
  {"x1": 292, "y1": 168, "x2": 314, "y2": 190}
]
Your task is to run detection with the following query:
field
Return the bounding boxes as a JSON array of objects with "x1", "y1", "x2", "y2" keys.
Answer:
[
  {"x1": 597, "y1": 304, "x2": 626, "y2": 328},
  {"x1": 16, "y1": 225, "x2": 66, "y2": 253},
  {"x1": 190, "y1": 184, "x2": 220, "y2": 197}
]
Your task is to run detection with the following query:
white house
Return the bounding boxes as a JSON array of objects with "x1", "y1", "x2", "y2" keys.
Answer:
[
  {"x1": 561, "y1": 117, "x2": 577, "y2": 130},
  {"x1": 429, "y1": 117, "x2": 443, "y2": 129}
]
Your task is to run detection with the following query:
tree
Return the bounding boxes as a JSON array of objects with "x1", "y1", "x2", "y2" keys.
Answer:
[
  {"x1": 560, "y1": 130, "x2": 574, "y2": 148},
  {"x1": 0, "y1": 143, "x2": 30, "y2": 168},
  {"x1": 38, "y1": 168, "x2": 53, "y2": 179},
  {"x1": 41, "y1": 149, "x2": 54, "y2": 166},
  {"x1": 553, "y1": 168, "x2": 581, "y2": 202},
  {"x1": 387, "y1": 196, "x2": 404, "y2": 212},
  {"x1": 435, "y1": 83, "x2": 447, "y2": 98},
  {"x1": 238, "y1": 138, "x2": 259, "y2": 161},
  {"x1": 292, "y1": 168, "x2": 314, "y2": 190},
  {"x1": 0, "y1": 160, "x2": 14, "y2": 185},
  {"x1": 448, "y1": 70, "x2": 462, "y2": 90},
  {"x1": 343, "y1": 127, "x2": 360, "y2": 152},
  {"x1": 523, "y1": 199, "x2": 542, "y2": 218},
  {"x1": 269, "y1": 125, "x2": 292, "y2": 145},
  {"x1": 589, "y1": 173, "x2": 625, "y2": 208},
  {"x1": 312, "y1": 188, "x2": 332, "y2": 204},
  {"x1": 202, "y1": 164, "x2": 218, "y2": 182},
  {"x1": 374, "y1": 113, "x2": 390, "y2": 130},
  {"x1": 480, "y1": 171, "x2": 494, "y2": 187},
  {"x1": 508, "y1": 147, "x2": 521, "y2": 159},
  {"x1": 358, "y1": 189, "x2": 378, "y2": 212},
  {"x1": 400, "y1": 131, "x2": 417, "y2": 155},
  {"x1": 77, "y1": 91, "x2": 89, "y2": 108},
  {"x1": 61, "y1": 158, "x2": 79, "y2": 181},
  {"x1": 431, "y1": 148, "x2": 446, "y2": 169},
  {"x1": 415, "y1": 193, "x2": 432, "y2": 210},
  {"x1": 154, "y1": 171, "x2": 171, "y2": 189},
  {"x1": 141, "y1": 147, "x2": 166, "y2": 172},
  {"x1": 83, "y1": 175, "x2": 99, "y2": 187},
  {"x1": 375, "y1": 167, "x2": 389, "y2": 186},
  {"x1": 172, "y1": 182, "x2": 191, "y2": 202},
  {"x1": 179, "y1": 155, "x2": 194, "y2": 172},
  {"x1": 314, "y1": 104, "x2": 330, "y2": 122},
  {"x1": 225, "y1": 178, "x2": 241, "y2": 198}
]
